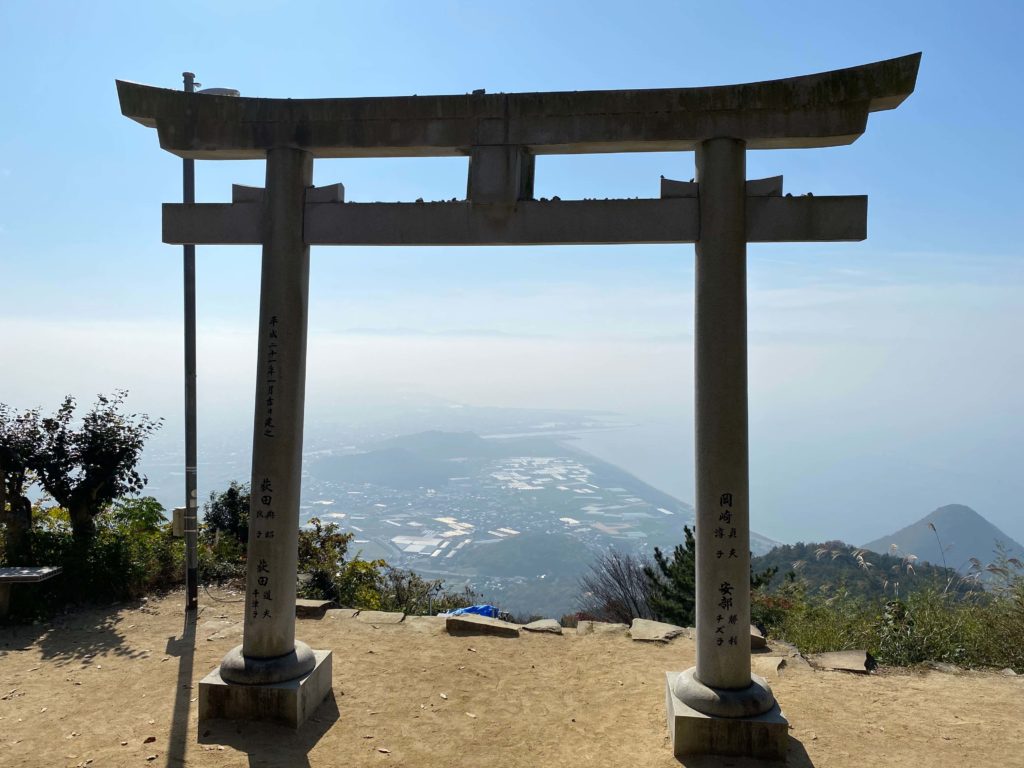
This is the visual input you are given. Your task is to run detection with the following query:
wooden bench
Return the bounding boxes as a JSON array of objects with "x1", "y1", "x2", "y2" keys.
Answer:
[{"x1": 0, "y1": 566, "x2": 63, "y2": 618}]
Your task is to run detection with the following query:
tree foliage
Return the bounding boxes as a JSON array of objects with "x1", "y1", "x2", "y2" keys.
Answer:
[
  {"x1": 202, "y1": 481, "x2": 250, "y2": 547},
  {"x1": 641, "y1": 526, "x2": 777, "y2": 627},
  {"x1": 644, "y1": 525, "x2": 697, "y2": 625},
  {"x1": 109, "y1": 496, "x2": 167, "y2": 534},
  {"x1": 0, "y1": 404, "x2": 39, "y2": 561},
  {"x1": 376, "y1": 566, "x2": 479, "y2": 615},
  {"x1": 27, "y1": 391, "x2": 162, "y2": 542},
  {"x1": 750, "y1": 540, "x2": 979, "y2": 600},
  {"x1": 1, "y1": 498, "x2": 183, "y2": 618}
]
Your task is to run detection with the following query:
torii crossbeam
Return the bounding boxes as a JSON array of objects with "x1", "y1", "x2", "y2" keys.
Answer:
[{"x1": 118, "y1": 52, "x2": 919, "y2": 757}]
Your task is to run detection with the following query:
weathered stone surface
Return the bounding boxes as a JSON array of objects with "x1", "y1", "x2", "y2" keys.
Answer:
[
  {"x1": 752, "y1": 656, "x2": 785, "y2": 680},
  {"x1": 446, "y1": 615, "x2": 520, "y2": 638},
  {"x1": 220, "y1": 641, "x2": 316, "y2": 685},
  {"x1": 295, "y1": 599, "x2": 337, "y2": 619},
  {"x1": 118, "y1": 55, "x2": 921, "y2": 159},
  {"x1": 672, "y1": 668, "x2": 776, "y2": 719},
  {"x1": 665, "y1": 672, "x2": 788, "y2": 759},
  {"x1": 575, "y1": 621, "x2": 628, "y2": 636},
  {"x1": 523, "y1": 619, "x2": 563, "y2": 634},
  {"x1": 926, "y1": 661, "x2": 961, "y2": 674},
  {"x1": 693, "y1": 137, "x2": 751, "y2": 692},
  {"x1": 629, "y1": 618, "x2": 687, "y2": 642},
  {"x1": 356, "y1": 610, "x2": 405, "y2": 625},
  {"x1": 998, "y1": 667, "x2": 1018, "y2": 677},
  {"x1": 750, "y1": 625, "x2": 767, "y2": 649},
  {"x1": 403, "y1": 616, "x2": 447, "y2": 633},
  {"x1": 236, "y1": 147, "x2": 313, "y2": 670},
  {"x1": 781, "y1": 653, "x2": 812, "y2": 672},
  {"x1": 807, "y1": 650, "x2": 876, "y2": 673},
  {"x1": 199, "y1": 649, "x2": 331, "y2": 728},
  {"x1": 324, "y1": 608, "x2": 359, "y2": 619}
]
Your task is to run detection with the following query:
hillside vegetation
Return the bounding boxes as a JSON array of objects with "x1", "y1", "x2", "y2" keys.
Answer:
[{"x1": 752, "y1": 540, "x2": 980, "y2": 600}]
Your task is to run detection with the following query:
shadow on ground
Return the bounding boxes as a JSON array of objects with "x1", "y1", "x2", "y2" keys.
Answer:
[
  {"x1": 0, "y1": 600, "x2": 150, "y2": 667},
  {"x1": 198, "y1": 695, "x2": 340, "y2": 768},
  {"x1": 675, "y1": 737, "x2": 814, "y2": 767},
  {"x1": 165, "y1": 610, "x2": 197, "y2": 768}
]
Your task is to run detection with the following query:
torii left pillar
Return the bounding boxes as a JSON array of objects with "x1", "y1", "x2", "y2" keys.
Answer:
[{"x1": 198, "y1": 148, "x2": 333, "y2": 728}]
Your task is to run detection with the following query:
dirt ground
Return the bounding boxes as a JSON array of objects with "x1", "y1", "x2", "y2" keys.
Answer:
[{"x1": 1, "y1": 588, "x2": 1021, "y2": 768}]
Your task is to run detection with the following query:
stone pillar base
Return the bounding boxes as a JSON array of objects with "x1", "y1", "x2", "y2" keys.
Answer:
[
  {"x1": 199, "y1": 649, "x2": 332, "y2": 728},
  {"x1": 665, "y1": 672, "x2": 789, "y2": 760}
]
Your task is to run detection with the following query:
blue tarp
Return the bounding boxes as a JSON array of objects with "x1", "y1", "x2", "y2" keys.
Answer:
[{"x1": 440, "y1": 604, "x2": 499, "y2": 618}]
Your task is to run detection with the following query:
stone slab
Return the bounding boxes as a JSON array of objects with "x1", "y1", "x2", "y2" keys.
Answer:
[
  {"x1": 807, "y1": 650, "x2": 875, "y2": 673},
  {"x1": 576, "y1": 621, "x2": 628, "y2": 636},
  {"x1": 752, "y1": 656, "x2": 786, "y2": 680},
  {"x1": 445, "y1": 615, "x2": 520, "y2": 638},
  {"x1": 356, "y1": 610, "x2": 405, "y2": 625},
  {"x1": 324, "y1": 608, "x2": 360, "y2": 619},
  {"x1": 0, "y1": 566, "x2": 63, "y2": 583},
  {"x1": 295, "y1": 599, "x2": 337, "y2": 619},
  {"x1": 750, "y1": 625, "x2": 767, "y2": 649},
  {"x1": 168, "y1": 196, "x2": 868, "y2": 248},
  {"x1": 523, "y1": 619, "x2": 563, "y2": 634},
  {"x1": 199, "y1": 649, "x2": 332, "y2": 728},
  {"x1": 119, "y1": 55, "x2": 921, "y2": 159},
  {"x1": 665, "y1": 672, "x2": 788, "y2": 759},
  {"x1": 0, "y1": 568, "x2": 63, "y2": 617},
  {"x1": 403, "y1": 616, "x2": 447, "y2": 633},
  {"x1": 629, "y1": 618, "x2": 687, "y2": 642}
]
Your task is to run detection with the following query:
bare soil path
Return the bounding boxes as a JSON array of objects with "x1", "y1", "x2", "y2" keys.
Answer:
[{"x1": 1, "y1": 588, "x2": 1021, "y2": 767}]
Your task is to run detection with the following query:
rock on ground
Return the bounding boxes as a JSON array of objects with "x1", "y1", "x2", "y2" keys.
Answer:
[
  {"x1": 628, "y1": 619, "x2": 686, "y2": 642},
  {"x1": 752, "y1": 656, "x2": 786, "y2": 680},
  {"x1": 523, "y1": 619, "x2": 562, "y2": 634},
  {"x1": 445, "y1": 615, "x2": 520, "y2": 638},
  {"x1": 295, "y1": 599, "x2": 337, "y2": 618},
  {"x1": 807, "y1": 650, "x2": 876, "y2": 673},
  {"x1": 750, "y1": 624, "x2": 767, "y2": 649}
]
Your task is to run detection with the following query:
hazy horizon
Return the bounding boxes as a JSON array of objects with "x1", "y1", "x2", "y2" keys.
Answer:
[{"x1": 2, "y1": 3, "x2": 1022, "y2": 550}]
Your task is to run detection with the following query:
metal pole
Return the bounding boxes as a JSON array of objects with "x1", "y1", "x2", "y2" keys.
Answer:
[{"x1": 183, "y1": 71, "x2": 199, "y2": 613}]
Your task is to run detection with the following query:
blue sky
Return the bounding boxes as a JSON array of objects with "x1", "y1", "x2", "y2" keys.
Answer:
[{"x1": 1, "y1": 1, "x2": 1022, "y2": 546}]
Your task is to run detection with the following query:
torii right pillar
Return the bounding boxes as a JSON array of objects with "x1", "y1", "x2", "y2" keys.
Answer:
[{"x1": 665, "y1": 136, "x2": 787, "y2": 758}]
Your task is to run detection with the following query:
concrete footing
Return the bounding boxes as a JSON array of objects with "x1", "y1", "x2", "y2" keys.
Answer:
[
  {"x1": 199, "y1": 649, "x2": 332, "y2": 728},
  {"x1": 665, "y1": 672, "x2": 788, "y2": 759}
]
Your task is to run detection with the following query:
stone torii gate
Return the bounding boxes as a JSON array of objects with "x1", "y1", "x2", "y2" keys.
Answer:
[{"x1": 118, "y1": 53, "x2": 919, "y2": 756}]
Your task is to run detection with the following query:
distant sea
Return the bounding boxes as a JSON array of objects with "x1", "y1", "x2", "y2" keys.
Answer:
[
  {"x1": 482, "y1": 419, "x2": 694, "y2": 505},
  {"x1": 561, "y1": 422, "x2": 693, "y2": 504}
]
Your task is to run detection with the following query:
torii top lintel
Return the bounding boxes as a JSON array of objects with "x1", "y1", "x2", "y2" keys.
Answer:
[{"x1": 117, "y1": 54, "x2": 920, "y2": 160}]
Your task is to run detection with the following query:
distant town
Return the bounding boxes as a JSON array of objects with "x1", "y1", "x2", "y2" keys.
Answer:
[{"x1": 140, "y1": 408, "x2": 778, "y2": 615}]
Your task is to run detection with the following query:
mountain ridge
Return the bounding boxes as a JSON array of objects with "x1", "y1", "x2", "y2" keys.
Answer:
[{"x1": 862, "y1": 503, "x2": 1023, "y2": 573}]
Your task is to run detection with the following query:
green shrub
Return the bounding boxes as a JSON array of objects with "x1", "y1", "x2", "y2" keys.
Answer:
[
  {"x1": 201, "y1": 482, "x2": 249, "y2": 547},
  {"x1": 375, "y1": 567, "x2": 479, "y2": 615},
  {"x1": 1, "y1": 501, "x2": 184, "y2": 619},
  {"x1": 198, "y1": 533, "x2": 247, "y2": 584}
]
